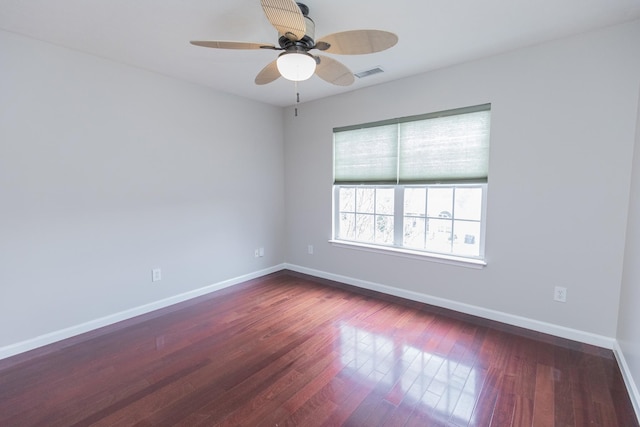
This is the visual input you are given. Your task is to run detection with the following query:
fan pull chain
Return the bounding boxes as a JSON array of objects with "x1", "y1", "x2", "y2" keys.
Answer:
[{"x1": 294, "y1": 81, "x2": 299, "y2": 117}]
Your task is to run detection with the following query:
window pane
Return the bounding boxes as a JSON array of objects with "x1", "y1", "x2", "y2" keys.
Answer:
[
  {"x1": 404, "y1": 187, "x2": 426, "y2": 216},
  {"x1": 376, "y1": 188, "x2": 394, "y2": 215},
  {"x1": 356, "y1": 188, "x2": 375, "y2": 214},
  {"x1": 339, "y1": 213, "x2": 356, "y2": 240},
  {"x1": 375, "y1": 215, "x2": 394, "y2": 245},
  {"x1": 426, "y1": 218, "x2": 453, "y2": 253},
  {"x1": 340, "y1": 187, "x2": 355, "y2": 212},
  {"x1": 404, "y1": 217, "x2": 425, "y2": 249},
  {"x1": 334, "y1": 184, "x2": 484, "y2": 260},
  {"x1": 454, "y1": 188, "x2": 482, "y2": 221},
  {"x1": 356, "y1": 213, "x2": 374, "y2": 242},
  {"x1": 453, "y1": 220, "x2": 481, "y2": 256},
  {"x1": 427, "y1": 188, "x2": 453, "y2": 218}
]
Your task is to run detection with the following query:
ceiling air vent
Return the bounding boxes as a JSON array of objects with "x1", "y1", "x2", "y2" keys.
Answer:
[{"x1": 354, "y1": 67, "x2": 384, "y2": 79}]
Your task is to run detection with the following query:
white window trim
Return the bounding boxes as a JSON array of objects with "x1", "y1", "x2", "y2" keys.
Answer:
[{"x1": 328, "y1": 239, "x2": 487, "y2": 269}]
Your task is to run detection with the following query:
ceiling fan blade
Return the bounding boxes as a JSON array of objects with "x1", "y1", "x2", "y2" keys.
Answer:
[
  {"x1": 255, "y1": 60, "x2": 281, "y2": 85},
  {"x1": 317, "y1": 30, "x2": 398, "y2": 55},
  {"x1": 260, "y1": 0, "x2": 306, "y2": 41},
  {"x1": 190, "y1": 41, "x2": 276, "y2": 50},
  {"x1": 315, "y1": 55, "x2": 354, "y2": 86}
]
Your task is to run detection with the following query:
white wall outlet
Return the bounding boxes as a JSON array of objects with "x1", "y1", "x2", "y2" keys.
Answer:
[
  {"x1": 554, "y1": 286, "x2": 567, "y2": 303},
  {"x1": 259, "y1": 247, "x2": 264, "y2": 257},
  {"x1": 308, "y1": 245, "x2": 314, "y2": 255},
  {"x1": 254, "y1": 249, "x2": 260, "y2": 258},
  {"x1": 152, "y1": 268, "x2": 162, "y2": 282}
]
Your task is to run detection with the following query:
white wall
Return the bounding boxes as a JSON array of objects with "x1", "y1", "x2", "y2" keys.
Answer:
[
  {"x1": 0, "y1": 30, "x2": 285, "y2": 349},
  {"x1": 618, "y1": 88, "x2": 640, "y2": 412},
  {"x1": 284, "y1": 20, "x2": 640, "y2": 340},
  {"x1": 3, "y1": 19, "x2": 640, "y2": 361}
]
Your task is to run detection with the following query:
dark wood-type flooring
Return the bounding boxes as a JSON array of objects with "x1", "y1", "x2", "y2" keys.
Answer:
[{"x1": 0, "y1": 271, "x2": 637, "y2": 426}]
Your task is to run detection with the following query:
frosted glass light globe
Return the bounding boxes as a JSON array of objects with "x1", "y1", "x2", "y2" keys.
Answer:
[{"x1": 276, "y1": 52, "x2": 316, "y2": 81}]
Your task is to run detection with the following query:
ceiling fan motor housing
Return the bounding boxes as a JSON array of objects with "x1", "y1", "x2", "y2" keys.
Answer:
[{"x1": 278, "y1": 3, "x2": 315, "y2": 51}]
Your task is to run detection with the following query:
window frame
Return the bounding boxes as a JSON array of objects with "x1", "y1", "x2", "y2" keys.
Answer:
[
  {"x1": 332, "y1": 183, "x2": 487, "y2": 267},
  {"x1": 331, "y1": 104, "x2": 491, "y2": 268}
]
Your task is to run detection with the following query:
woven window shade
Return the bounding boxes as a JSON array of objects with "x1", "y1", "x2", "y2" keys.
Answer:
[
  {"x1": 334, "y1": 105, "x2": 490, "y2": 185},
  {"x1": 333, "y1": 123, "x2": 398, "y2": 184},
  {"x1": 398, "y1": 110, "x2": 490, "y2": 183}
]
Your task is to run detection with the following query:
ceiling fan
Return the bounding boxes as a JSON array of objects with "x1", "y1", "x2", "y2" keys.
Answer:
[{"x1": 190, "y1": 0, "x2": 398, "y2": 86}]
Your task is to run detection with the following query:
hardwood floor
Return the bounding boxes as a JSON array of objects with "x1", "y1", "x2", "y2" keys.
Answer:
[{"x1": 0, "y1": 271, "x2": 637, "y2": 426}]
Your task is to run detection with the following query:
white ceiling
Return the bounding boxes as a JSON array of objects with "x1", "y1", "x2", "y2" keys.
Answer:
[{"x1": 2, "y1": 0, "x2": 640, "y2": 107}]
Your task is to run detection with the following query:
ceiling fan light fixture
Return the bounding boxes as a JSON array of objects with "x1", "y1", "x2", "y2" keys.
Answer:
[
  {"x1": 276, "y1": 52, "x2": 316, "y2": 81},
  {"x1": 191, "y1": 3, "x2": 398, "y2": 88}
]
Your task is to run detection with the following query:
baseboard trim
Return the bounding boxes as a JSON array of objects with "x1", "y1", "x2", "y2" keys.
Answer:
[
  {"x1": 284, "y1": 263, "x2": 615, "y2": 350},
  {"x1": 614, "y1": 341, "x2": 640, "y2": 422},
  {"x1": 0, "y1": 262, "x2": 617, "y2": 359},
  {"x1": 0, "y1": 264, "x2": 286, "y2": 361}
]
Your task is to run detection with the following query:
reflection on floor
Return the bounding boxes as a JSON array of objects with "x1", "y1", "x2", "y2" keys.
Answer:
[{"x1": 340, "y1": 323, "x2": 479, "y2": 425}]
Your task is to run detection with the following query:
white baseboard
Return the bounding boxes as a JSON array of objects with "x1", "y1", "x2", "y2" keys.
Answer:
[
  {"x1": 0, "y1": 262, "x2": 616, "y2": 358},
  {"x1": 614, "y1": 341, "x2": 640, "y2": 422},
  {"x1": 0, "y1": 264, "x2": 286, "y2": 361},
  {"x1": 284, "y1": 263, "x2": 615, "y2": 350}
]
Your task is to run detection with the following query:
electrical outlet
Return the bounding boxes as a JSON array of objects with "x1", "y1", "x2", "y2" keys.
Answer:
[
  {"x1": 254, "y1": 249, "x2": 260, "y2": 258},
  {"x1": 259, "y1": 247, "x2": 264, "y2": 257},
  {"x1": 152, "y1": 268, "x2": 162, "y2": 282},
  {"x1": 554, "y1": 286, "x2": 567, "y2": 303},
  {"x1": 308, "y1": 245, "x2": 314, "y2": 255}
]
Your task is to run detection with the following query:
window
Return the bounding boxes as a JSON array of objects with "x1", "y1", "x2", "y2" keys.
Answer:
[{"x1": 333, "y1": 104, "x2": 490, "y2": 261}]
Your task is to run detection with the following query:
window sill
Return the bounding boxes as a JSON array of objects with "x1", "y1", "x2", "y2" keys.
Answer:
[{"x1": 328, "y1": 240, "x2": 487, "y2": 269}]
